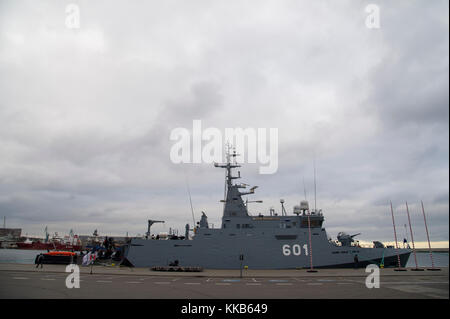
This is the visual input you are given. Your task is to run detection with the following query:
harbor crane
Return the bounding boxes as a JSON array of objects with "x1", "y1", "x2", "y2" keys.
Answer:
[{"x1": 146, "y1": 220, "x2": 165, "y2": 239}]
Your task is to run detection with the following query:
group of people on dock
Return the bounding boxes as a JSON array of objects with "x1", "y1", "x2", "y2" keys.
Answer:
[{"x1": 80, "y1": 236, "x2": 122, "y2": 266}]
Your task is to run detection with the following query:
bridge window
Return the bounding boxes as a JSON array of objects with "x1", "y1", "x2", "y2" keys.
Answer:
[{"x1": 301, "y1": 219, "x2": 322, "y2": 228}]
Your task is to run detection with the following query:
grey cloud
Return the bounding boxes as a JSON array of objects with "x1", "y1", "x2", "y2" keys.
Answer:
[
  {"x1": 365, "y1": 0, "x2": 449, "y2": 129},
  {"x1": 434, "y1": 192, "x2": 449, "y2": 205},
  {"x1": 0, "y1": 1, "x2": 447, "y2": 244}
]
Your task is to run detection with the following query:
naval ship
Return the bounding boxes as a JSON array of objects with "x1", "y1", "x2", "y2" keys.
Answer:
[{"x1": 122, "y1": 150, "x2": 411, "y2": 269}]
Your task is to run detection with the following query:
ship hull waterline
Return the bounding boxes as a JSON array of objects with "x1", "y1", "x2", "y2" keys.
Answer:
[{"x1": 122, "y1": 237, "x2": 411, "y2": 269}]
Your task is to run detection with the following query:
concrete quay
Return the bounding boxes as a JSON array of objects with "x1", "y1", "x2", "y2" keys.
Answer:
[{"x1": 0, "y1": 263, "x2": 448, "y2": 299}]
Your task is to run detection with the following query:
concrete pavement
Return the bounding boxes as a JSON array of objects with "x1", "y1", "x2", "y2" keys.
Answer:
[
  {"x1": 0, "y1": 263, "x2": 447, "y2": 299},
  {"x1": 0, "y1": 262, "x2": 448, "y2": 278}
]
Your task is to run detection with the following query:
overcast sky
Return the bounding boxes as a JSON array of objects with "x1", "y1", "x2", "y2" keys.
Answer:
[{"x1": 0, "y1": 0, "x2": 448, "y2": 246}]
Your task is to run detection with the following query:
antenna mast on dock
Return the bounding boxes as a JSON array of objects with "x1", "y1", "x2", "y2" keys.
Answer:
[{"x1": 314, "y1": 158, "x2": 317, "y2": 213}]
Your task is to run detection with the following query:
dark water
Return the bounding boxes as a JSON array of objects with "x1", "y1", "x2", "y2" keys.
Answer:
[
  {"x1": 1, "y1": 248, "x2": 448, "y2": 267},
  {"x1": 0, "y1": 249, "x2": 49, "y2": 264},
  {"x1": 405, "y1": 251, "x2": 448, "y2": 268}
]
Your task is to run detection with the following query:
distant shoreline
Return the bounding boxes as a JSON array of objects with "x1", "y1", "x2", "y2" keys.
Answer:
[{"x1": 415, "y1": 248, "x2": 448, "y2": 253}]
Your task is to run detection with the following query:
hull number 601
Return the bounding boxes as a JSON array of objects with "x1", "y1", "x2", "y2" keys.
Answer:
[{"x1": 282, "y1": 244, "x2": 308, "y2": 256}]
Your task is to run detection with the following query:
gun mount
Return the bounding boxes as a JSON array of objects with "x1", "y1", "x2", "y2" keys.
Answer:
[{"x1": 337, "y1": 232, "x2": 361, "y2": 247}]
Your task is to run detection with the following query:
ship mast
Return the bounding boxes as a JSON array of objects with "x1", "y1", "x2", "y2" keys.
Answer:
[{"x1": 214, "y1": 145, "x2": 256, "y2": 218}]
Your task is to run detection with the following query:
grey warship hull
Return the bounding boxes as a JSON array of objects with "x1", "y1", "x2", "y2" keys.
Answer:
[
  {"x1": 123, "y1": 225, "x2": 411, "y2": 269},
  {"x1": 123, "y1": 150, "x2": 411, "y2": 269}
]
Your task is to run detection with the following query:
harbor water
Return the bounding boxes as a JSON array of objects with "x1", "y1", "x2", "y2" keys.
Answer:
[
  {"x1": 0, "y1": 249, "x2": 49, "y2": 264},
  {"x1": 0, "y1": 248, "x2": 448, "y2": 267}
]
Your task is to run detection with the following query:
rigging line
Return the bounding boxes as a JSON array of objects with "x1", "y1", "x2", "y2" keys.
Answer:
[
  {"x1": 223, "y1": 168, "x2": 227, "y2": 213},
  {"x1": 313, "y1": 156, "x2": 317, "y2": 213},
  {"x1": 222, "y1": 142, "x2": 231, "y2": 214},
  {"x1": 302, "y1": 177, "x2": 307, "y2": 201},
  {"x1": 183, "y1": 170, "x2": 196, "y2": 227}
]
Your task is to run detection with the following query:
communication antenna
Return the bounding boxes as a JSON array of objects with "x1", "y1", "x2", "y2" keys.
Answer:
[
  {"x1": 302, "y1": 177, "x2": 307, "y2": 201},
  {"x1": 313, "y1": 157, "x2": 317, "y2": 213},
  {"x1": 280, "y1": 199, "x2": 286, "y2": 216},
  {"x1": 185, "y1": 175, "x2": 196, "y2": 227},
  {"x1": 222, "y1": 142, "x2": 232, "y2": 214},
  {"x1": 44, "y1": 226, "x2": 49, "y2": 243},
  {"x1": 223, "y1": 168, "x2": 227, "y2": 210}
]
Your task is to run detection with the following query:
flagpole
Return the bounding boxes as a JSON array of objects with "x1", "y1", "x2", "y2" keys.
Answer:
[
  {"x1": 421, "y1": 201, "x2": 440, "y2": 271},
  {"x1": 406, "y1": 201, "x2": 423, "y2": 271},
  {"x1": 390, "y1": 201, "x2": 406, "y2": 271}
]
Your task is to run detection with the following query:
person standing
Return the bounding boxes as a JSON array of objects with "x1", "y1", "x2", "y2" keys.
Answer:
[
  {"x1": 35, "y1": 253, "x2": 44, "y2": 269},
  {"x1": 353, "y1": 254, "x2": 359, "y2": 269}
]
